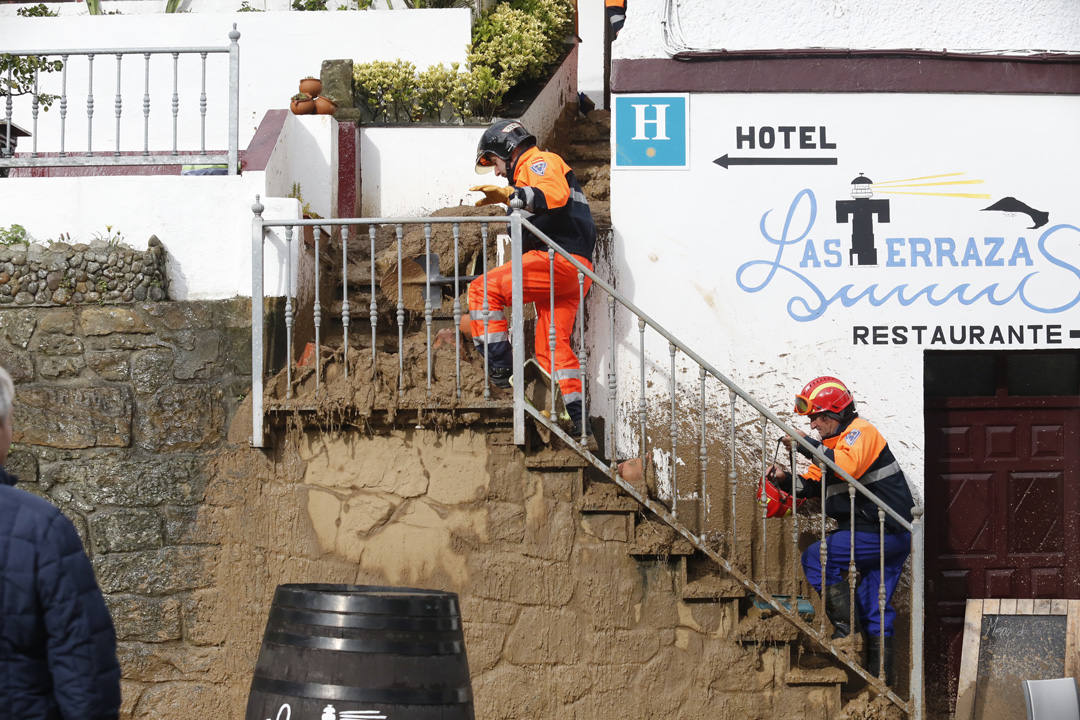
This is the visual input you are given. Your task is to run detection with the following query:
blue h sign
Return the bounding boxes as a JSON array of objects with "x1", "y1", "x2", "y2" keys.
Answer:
[{"x1": 614, "y1": 95, "x2": 689, "y2": 169}]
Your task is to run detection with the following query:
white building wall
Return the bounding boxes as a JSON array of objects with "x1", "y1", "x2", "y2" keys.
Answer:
[
  {"x1": 602, "y1": 0, "x2": 1080, "y2": 501},
  {"x1": 616, "y1": 0, "x2": 1080, "y2": 58}
]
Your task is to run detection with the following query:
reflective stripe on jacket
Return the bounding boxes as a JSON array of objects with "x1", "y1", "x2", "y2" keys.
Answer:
[
  {"x1": 508, "y1": 145, "x2": 596, "y2": 260},
  {"x1": 797, "y1": 416, "x2": 914, "y2": 533}
]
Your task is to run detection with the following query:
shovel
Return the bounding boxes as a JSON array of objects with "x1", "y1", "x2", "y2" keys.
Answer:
[{"x1": 379, "y1": 253, "x2": 480, "y2": 312}]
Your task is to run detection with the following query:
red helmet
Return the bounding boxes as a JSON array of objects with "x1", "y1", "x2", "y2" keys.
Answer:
[{"x1": 794, "y1": 376, "x2": 853, "y2": 416}]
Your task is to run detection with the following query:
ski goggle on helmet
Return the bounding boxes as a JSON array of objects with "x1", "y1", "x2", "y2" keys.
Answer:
[{"x1": 794, "y1": 376, "x2": 853, "y2": 416}]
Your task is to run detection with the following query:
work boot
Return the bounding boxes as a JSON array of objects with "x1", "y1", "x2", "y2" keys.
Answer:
[
  {"x1": 564, "y1": 400, "x2": 598, "y2": 453},
  {"x1": 488, "y1": 366, "x2": 512, "y2": 389},
  {"x1": 824, "y1": 581, "x2": 861, "y2": 639},
  {"x1": 865, "y1": 635, "x2": 895, "y2": 688}
]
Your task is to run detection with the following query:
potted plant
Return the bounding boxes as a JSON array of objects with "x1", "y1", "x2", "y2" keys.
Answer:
[
  {"x1": 313, "y1": 95, "x2": 337, "y2": 115},
  {"x1": 299, "y1": 76, "x2": 322, "y2": 97},
  {"x1": 290, "y1": 92, "x2": 315, "y2": 115}
]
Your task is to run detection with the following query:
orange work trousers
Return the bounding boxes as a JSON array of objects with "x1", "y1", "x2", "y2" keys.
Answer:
[{"x1": 466, "y1": 250, "x2": 593, "y2": 404}]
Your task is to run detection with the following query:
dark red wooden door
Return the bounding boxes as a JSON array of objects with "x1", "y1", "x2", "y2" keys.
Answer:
[{"x1": 923, "y1": 351, "x2": 1080, "y2": 717}]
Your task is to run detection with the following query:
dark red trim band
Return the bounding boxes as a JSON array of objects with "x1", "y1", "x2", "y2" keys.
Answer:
[{"x1": 612, "y1": 52, "x2": 1080, "y2": 94}]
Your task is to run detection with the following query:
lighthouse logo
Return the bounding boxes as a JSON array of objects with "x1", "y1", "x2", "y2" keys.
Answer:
[{"x1": 266, "y1": 704, "x2": 388, "y2": 720}]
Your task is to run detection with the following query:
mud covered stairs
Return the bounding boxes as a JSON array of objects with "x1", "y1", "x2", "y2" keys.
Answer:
[{"x1": 574, "y1": 466, "x2": 854, "y2": 716}]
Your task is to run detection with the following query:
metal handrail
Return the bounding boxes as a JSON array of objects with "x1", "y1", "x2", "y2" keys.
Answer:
[
  {"x1": 249, "y1": 199, "x2": 924, "y2": 718},
  {"x1": 1, "y1": 26, "x2": 240, "y2": 173}
]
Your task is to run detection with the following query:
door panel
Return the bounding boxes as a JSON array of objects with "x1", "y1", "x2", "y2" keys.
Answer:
[{"x1": 923, "y1": 357, "x2": 1080, "y2": 718}]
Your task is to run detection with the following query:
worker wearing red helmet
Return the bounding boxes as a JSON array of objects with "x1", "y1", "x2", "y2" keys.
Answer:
[
  {"x1": 769, "y1": 376, "x2": 914, "y2": 687},
  {"x1": 467, "y1": 119, "x2": 597, "y2": 442}
]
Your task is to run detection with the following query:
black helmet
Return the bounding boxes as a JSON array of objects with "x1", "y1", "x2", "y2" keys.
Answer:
[{"x1": 475, "y1": 119, "x2": 536, "y2": 174}]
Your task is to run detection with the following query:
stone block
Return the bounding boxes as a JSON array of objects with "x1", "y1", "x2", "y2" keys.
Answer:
[
  {"x1": 37, "y1": 355, "x2": 86, "y2": 379},
  {"x1": 469, "y1": 552, "x2": 575, "y2": 606},
  {"x1": 106, "y1": 594, "x2": 182, "y2": 641},
  {"x1": 320, "y1": 58, "x2": 355, "y2": 108},
  {"x1": 504, "y1": 606, "x2": 580, "y2": 665},
  {"x1": 40, "y1": 453, "x2": 207, "y2": 507},
  {"x1": 80, "y1": 306, "x2": 153, "y2": 335},
  {"x1": 579, "y1": 512, "x2": 631, "y2": 542},
  {"x1": 464, "y1": 620, "x2": 509, "y2": 674},
  {"x1": 163, "y1": 505, "x2": 231, "y2": 545},
  {"x1": 130, "y1": 348, "x2": 175, "y2": 394},
  {"x1": 5, "y1": 446, "x2": 38, "y2": 484},
  {"x1": 487, "y1": 501, "x2": 526, "y2": 543},
  {"x1": 117, "y1": 642, "x2": 226, "y2": 683},
  {"x1": 181, "y1": 589, "x2": 227, "y2": 646},
  {"x1": 172, "y1": 333, "x2": 220, "y2": 381},
  {"x1": 0, "y1": 309, "x2": 36, "y2": 347},
  {"x1": 140, "y1": 301, "x2": 214, "y2": 332},
  {"x1": 15, "y1": 386, "x2": 132, "y2": 448},
  {"x1": 91, "y1": 508, "x2": 162, "y2": 552},
  {"x1": 31, "y1": 333, "x2": 83, "y2": 355},
  {"x1": 523, "y1": 497, "x2": 574, "y2": 562},
  {"x1": 0, "y1": 346, "x2": 34, "y2": 382},
  {"x1": 86, "y1": 351, "x2": 130, "y2": 381},
  {"x1": 134, "y1": 385, "x2": 224, "y2": 452},
  {"x1": 35, "y1": 309, "x2": 76, "y2": 334},
  {"x1": 94, "y1": 545, "x2": 213, "y2": 594}
]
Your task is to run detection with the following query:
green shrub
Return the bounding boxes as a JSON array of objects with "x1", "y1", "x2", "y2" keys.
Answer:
[
  {"x1": 16, "y1": 4, "x2": 59, "y2": 17},
  {"x1": 352, "y1": 0, "x2": 573, "y2": 124},
  {"x1": 0, "y1": 55, "x2": 65, "y2": 111},
  {"x1": 0, "y1": 224, "x2": 28, "y2": 246}
]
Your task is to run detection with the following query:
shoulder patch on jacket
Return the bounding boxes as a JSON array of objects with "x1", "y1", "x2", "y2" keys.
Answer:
[
  {"x1": 844, "y1": 429, "x2": 861, "y2": 446},
  {"x1": 529, "y1": 160, "x2": 547, "y2": 176}
]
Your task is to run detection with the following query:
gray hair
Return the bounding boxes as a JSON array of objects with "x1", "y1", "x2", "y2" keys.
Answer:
[{"x1": 0, "y1": 366, "x2": 14, "y2": 421}]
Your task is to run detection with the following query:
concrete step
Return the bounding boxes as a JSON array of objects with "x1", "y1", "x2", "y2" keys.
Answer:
[
  {"x1": 628, "y1": 517, "x2": 695, "y2": 557},
  {"x1": 579, "y1": 480, "x2": 639, "y2": 513}
]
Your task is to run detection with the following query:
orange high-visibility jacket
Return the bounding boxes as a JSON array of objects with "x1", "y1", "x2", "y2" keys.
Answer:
[
  {"x1": 507, "y1": 145, "x2": 596, "y2": 260},
  {"x1": 790, "y1": 417, "x2": 914, "y2": 534}
]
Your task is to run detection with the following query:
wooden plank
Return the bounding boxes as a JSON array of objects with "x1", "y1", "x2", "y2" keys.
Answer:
[
  {"x1": 955, "y1": 599, "x2": 985, "y2": 720},
  {"x1": 1017, "y1": 598, "x2": 1035, "y2": 615},
  {"x1": 1052, "y1": 599, "x2": 1069, "y2": 615},
  {"x1": 1034, "y1": 599, "x2": 1051, "y2": 615},
  {"x1": 1066, "y1": 600, "x2": 1080, "y2": 679},
  {"x1": 1000, "y1": 598, "x2": 1017, "y2": 614},
  {"x1": 983, "y1": 598, "x2": 1000, "y2": 615}
]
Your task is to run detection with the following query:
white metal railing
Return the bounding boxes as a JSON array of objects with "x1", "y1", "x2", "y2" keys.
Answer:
[
  {"x1": 1, "y1": 26, "x2": 240, "y2": 173},
  {"x1": 249, "y1": 197, "x2": 924, "y2": 718}
]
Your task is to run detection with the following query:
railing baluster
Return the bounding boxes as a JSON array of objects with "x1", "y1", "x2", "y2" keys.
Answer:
[
  {"x1": 911, "y1": 506, "x2": 925, "y2": 719},
  {"x1": 4, "y1": 66, "x2": 12, "y2": 157},
  {"x1": 368, "y1": 225, "x2": 377, "y2": 377},
  {"x1": 480, "y1": 224, "x2": 490, "y2": 399},
  {"x1": 284, "y1": 225, "x2": 294, "y2": 399},
  {"x1": 199, "y1": 51, "x2": 208, "y2": 152},
  {"x1": 548, "y1": 248, "x2": 556, "y2": 420},
  {"x1": 669, "y1": 342, "x2": 677, "y2": 519},
  {"x1": 171, "y1": 52, "x2": 179, "y2": 155},
  {"x1": 728, "y1": 388, "x2": 738, "y2": 554},
  {"x1": 759, "y1": 416, "x2": 767, "y2": 577},
  {"x1": 113, "y1": 53, "x2": 122, "y2": 155},
  {"x1": 142, "y1": 53, "x2": 151, "y2": 155},
  {"x1": 698, "y1": 366, "x2": 707, "y2": 539},
  {"x1": 423, "y1": 223, "x2": 433, "y2": 397},
  {"x1": 577, "y1": 270, "x2": 586, "y2": 442},
  {"x1": 849, "y1": 485, "x2": 858, "y2": 638},
  {"x1": 86, "y1": 54, "x2": 94, "y2": 154},
  {"x1": 341, "y1": 225, "x2": 350, "y2": 379},
  {"x1": 637, "y1": 317, "x2": 647, "y2": 472},
  {"x1": 395, "y1": 224, "x2": 404, "y2": 398},
  {"x1": 878, "y1": 508, "x2": 887, "y2": 681},
  {"x1": 313, "y1": 225, "x2": 322, "y2": 389},
  {"x1": 59, "y1": 57, "x2": 68, "y2": 156},
  {"x1": 789, "y1": 436, "x2": 799, "y2": 598},
  {"x1": 820, "y1": 457, "x2": 828, "y2": 635},
  {"x1": 606, "y1": 295, "x2": 616, "y2": 475},
  {"x1": 452, "y1": 223, "x2": 462, "y2": 398},
  {"x1": 30, "y1": 67, "x2": 39, "y2": 156}
]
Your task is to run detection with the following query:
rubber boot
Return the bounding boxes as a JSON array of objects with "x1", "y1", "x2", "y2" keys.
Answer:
[
  {"x1": 824, "y1": 581, "x2": 860, "y2": 639},
  {"x1": 565, "y1": 400, "x2": 598, "y2": 453},
  {"x1": 865, "y1": 635, "x2": 895, "y2": 687}
]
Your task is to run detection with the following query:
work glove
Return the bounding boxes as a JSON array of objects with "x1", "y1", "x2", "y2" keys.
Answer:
[{"x1": 470, "y1": 184, "x2": 514, "y2": 207}]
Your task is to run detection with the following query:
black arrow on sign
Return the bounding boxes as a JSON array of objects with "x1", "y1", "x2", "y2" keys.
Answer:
[{"x1": 713, "y1": 154, "x2": 839, "y2": 169}]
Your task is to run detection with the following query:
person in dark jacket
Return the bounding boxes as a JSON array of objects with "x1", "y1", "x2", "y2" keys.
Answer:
[
  {"x1": 769, "y1": 375, "x2": 914, "y2": 688},
  {"x1": 0, "y1": 365, "x2": 121, "y2": 720}
]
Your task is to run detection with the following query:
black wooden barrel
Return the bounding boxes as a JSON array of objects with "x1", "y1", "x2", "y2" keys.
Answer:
[{"x1": 245, "y1": 584, "x2": 474, "y2": 720}]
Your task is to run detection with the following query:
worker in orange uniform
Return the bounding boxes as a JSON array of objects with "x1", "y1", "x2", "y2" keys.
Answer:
[
  {"x1": 468, "y1": 119, "x2": 597, "y2": 441},
  {"x1": 606, "y1": 0, "x2": 626, "y2": 37},
  {"x1": 769, "y1": 376, "x2": 914, "y2": 688}
]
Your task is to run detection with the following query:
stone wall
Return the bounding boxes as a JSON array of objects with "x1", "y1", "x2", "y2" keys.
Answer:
[
  {"x1": 0, "y1": 300, "x2": 252, "y2": 718},
  {"x1": 0, "y1": 237, "x2": 168, "y2": 306}
]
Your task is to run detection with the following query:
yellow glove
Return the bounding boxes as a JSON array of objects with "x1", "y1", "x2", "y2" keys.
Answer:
[{"x1": 470, "y1": 184, "x2": 514, "y2": 207}]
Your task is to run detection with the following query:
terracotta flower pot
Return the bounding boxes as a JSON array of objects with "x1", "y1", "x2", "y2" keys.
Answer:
[
  {"x1": 313, "y1": 95, "x2": 337, "y2": 115},
  {"x1": 299, "y1": 77, "x2": 322, "y2": 97},
  {"x1": 290, "y1": 93, "x2": 315, "y2": 115}
]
